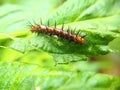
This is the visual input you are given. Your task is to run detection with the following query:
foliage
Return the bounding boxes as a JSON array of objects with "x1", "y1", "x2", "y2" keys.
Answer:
[{"x1": 0, "y1": 0, "x2": 120, "y2": 90}]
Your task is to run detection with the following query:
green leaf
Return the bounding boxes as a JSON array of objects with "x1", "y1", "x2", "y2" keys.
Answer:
[
  {"x1": 0, "y1": 0, "x2": 120, "y2": 89},
  {"x1": 0, "y1": 0, "x2": 120, "y2": 63},
  {"x1": 10, "y1": 0, "x2": 120, "y2": 63},
  {"x1": 0, "y1": 4, "x2": 26, "y2": 33},
  {"x1": 0, "y1": 62, "x2": 119, "y2": 90}
]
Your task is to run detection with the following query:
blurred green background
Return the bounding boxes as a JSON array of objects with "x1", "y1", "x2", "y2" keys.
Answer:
[{"x1": 0, "y1": 0, "x2": 120, "y2": 90}]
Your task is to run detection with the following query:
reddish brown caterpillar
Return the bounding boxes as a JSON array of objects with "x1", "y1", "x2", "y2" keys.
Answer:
[{"x1": 29, "y1": 20, "x2": 85, "y2": 44}]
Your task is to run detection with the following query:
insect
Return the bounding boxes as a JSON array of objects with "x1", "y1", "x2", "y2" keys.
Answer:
[{"x1": 29, "y1": 20, "x2": 85, "y2": 44}]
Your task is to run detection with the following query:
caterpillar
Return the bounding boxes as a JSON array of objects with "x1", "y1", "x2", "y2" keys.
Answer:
[{"x1": 29, "y1": 20, "x2": 85, "y2": 44}]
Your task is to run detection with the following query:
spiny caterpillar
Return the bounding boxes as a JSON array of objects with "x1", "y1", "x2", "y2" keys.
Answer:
[{"x1": 29, "y1": 20, "x2": 85, "y2": 44}]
